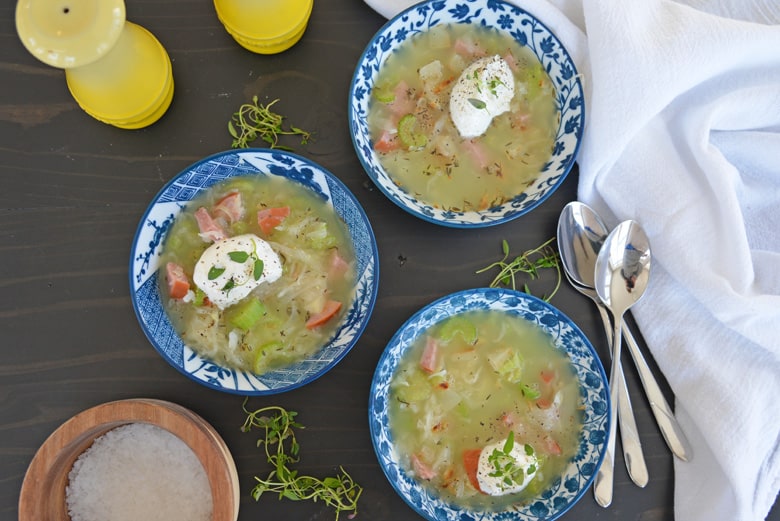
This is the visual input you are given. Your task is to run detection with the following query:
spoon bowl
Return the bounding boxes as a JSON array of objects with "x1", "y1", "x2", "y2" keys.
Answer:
[
  {"x1": 557, "y1": 202, "x2": 610, "y2": 289},
  {"x1": 595, "y1": 221, "x2": 651, "y2": 314}
]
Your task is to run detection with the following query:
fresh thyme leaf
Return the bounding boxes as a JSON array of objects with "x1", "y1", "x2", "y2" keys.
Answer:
[
  {"x1": 253, "y1": 259, "x2": 264, "y2": 281},
  {"x1": 521, "y1": 383, "x2": 541, "y2": 400},
  {"x1": 222, "y1": 278, "x2": 235, "y2": 291},
  {"x1": 475, "y1": 237, "x2": 562, "y2": 302},
  {"x1": 229, "y1": 96, "x2": 312, "y2": 150},
  {"x1": 503, "y1": 430, "x2": 515, "y2": 453},
  {"x1": 468, "y1": 98, "x2": 487, "y2": 110},
  {"x1": 228, "y1": 251, "x2": 250, "y2": 263},
  {"x1": 208, "y1": 266, "x2": 225, "y2": 280},
  {"x1": 241, "y1": 399, "x2": 362, "y2": 521}
]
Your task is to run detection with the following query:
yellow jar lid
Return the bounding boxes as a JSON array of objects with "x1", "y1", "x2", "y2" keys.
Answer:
[
  {"x1": 65, "y1": 22, "x2": 172, "y2": 121},
  {"x1": 225, "y1": 20, "x2": 308, "y2": 55},
  {"x1": 15, "y1": 0, "x2": 126, "y2": 69},
  {"x1": 214, "y1": 0, "x2": 313, "y2": 42}
]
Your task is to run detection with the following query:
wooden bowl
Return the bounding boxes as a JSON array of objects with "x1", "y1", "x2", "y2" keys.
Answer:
[{"x1": 18, "y1": 398, "x2": 240, "y2": 521}]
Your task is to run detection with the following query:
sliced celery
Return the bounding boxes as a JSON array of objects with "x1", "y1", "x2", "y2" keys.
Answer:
[
  {"x1": 226, "y1": 298, "x2": 266, "y2": 330},
  {"x1": 398, "y1": 114, "x2": 427, "y2": 149},
  {"x1": 438, "y1": 316, "x2": 477, "y2": 344}
]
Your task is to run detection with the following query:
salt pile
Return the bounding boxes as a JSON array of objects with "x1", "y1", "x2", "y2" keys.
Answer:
[{"x1": 65, "y1": 422, "x2": 213, "y2": 521}]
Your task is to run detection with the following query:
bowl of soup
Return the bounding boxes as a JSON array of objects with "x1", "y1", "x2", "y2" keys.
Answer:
[
  {"x1": 349, "y1": 0, "x2": 584, "y2": 227},
  {"x1": 130, "y1": 149, "x2": 379, "y2": 395},
  {"x1": 369, "y1": 288, "x2": 609, "y2": 520}
]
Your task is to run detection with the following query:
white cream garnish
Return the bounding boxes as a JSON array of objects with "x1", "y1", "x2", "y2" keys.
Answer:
[
  {"x1": 449, "y1": 55, "x2": 515, "y2": 138},
  {"x1": 192, "y1": 233, "x2": 282, "y2": 309},
  {"x1": 476, "y1": 437, "x2": 538, "y2": 496}
]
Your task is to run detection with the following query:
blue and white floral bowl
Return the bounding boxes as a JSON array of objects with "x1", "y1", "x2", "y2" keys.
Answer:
[
  {"x1": 349, "y1": 0, "x2": 584, "y2": 228},
  {"x1": 130, "y1": 149, "x2": 379, "y2": 395},
  {"x1": 369, "y1": 288, "x2": 609, "y2": 521}
]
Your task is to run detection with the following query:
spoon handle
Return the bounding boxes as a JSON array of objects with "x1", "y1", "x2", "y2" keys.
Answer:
[
  {"x1": 596, "y1": 304, "x2": 648, "y2": 487},
  {"x1": 622, "y1": 321, "x2": 692, "y2": 461},
  {"x1": 593, "y1": 314, "x2": 624, "y2": 508}
]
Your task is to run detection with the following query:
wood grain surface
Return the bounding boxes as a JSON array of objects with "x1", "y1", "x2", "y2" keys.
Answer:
[{"x1": 1, "y1": 1, "x2": 777, "y2": 520}]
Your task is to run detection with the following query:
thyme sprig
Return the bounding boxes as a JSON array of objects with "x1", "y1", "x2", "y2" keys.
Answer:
[
  {"x1": 241, "y1": 400, "x2": 362, "y2": 520},
  {"x1": 229, "y1": 96, "x2": 311, "y2": 150},
  {"x1": 208, "y1": 247, "x2": 264, "y2": 292},
  {"x1": 487, "y1": 431, "x2": 537, "y2": 491},
  {"x1": 476, "y1": 237, "x2": 561, "y2": 301}
]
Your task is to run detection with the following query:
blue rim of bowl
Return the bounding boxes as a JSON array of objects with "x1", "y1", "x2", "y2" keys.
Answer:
[
  {"x1": 348, "y1": 0, "x2": 585, "y2": 228},
  {"x1": 368, "y1": 288, "x2": 609, "y2": 521},
  {"x1": 129, "y1": 148, "x2": 380, "y2": 395}
]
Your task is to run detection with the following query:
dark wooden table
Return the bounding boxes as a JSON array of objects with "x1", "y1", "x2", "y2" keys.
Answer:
[{"x1": 2, "y1": 1, "x2": 777, "y2": 520}]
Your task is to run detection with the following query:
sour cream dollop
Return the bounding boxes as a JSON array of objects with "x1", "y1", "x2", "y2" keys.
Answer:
[
  {"x1": 476, "y1": 438, "x2": 538, "y2": 496},
  {"x1": 192, "y1": 234, "x2": 282, "y2": 309},
  {"x1": 449, "y1": 55, "x2": 515, "y2": 138}
]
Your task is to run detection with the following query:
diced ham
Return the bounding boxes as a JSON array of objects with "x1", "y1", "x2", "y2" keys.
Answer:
[
  {"x1": 501, "y1": 412, "x2": 518, "y2": 428},
  {"x1": 420, "y1": 337, "x2": 439, "y2": 373},
  {"x1": 411, "y1": 454, "x2": 437, "y2": 480},
  {"x1": 540, "y1": 369, "x2": 556, "y2": 384},
  {"x1": 462, "y1": 139, "x2": 490, "y2": 170},
  {"x1": 212, "y1": 190, "x2": 244, "y2": 223},
  {"x1": 373, "y1": 130, "x2": 400, "y2": 153},
  {"x1": 329, "y1": 249, "x2": 350, "y2": 279},
  {"x1": 257, "y1": 206, "x2": 291, "y2": 235},
  {"x1": 194, "y1": 207, "x2": 227, "y2": 242},
  {"x1": 462, "y1": 449, "x2": 484, "y2": 492},
  {"x1": 387, "y1": 80, "x2": 417, "y2": 117},
  {"x1": 165, "y1": 262, "x2": 190, "y2": 299},
  {"x1": 305, "y1": 300, "x2": 342, "y2": 329},
  {"x1": 502, "y1": 51, "x2": 520, "y2": 72},
  {"x1": 453, "y1": 38, "x2": 486, "y2": 58},
  {"x1": 541, "y1": 435, "x2": 562, "y2": 456}
]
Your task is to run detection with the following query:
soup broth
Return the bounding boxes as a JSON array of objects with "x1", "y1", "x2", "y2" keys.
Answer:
[
  {"x1": 159, "y1": 175, "x2": 356, "y2": 374},
  {"x1": 368, "y1": 23, "x2": 558, "y2": 212},
  {"x1": 388, "y1": 310, "x2": 582, "y2": 510}
]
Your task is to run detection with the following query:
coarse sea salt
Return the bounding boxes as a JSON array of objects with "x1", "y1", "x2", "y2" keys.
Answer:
[{"x1": 65, "y1": 422, "x2": 213, "y2": 521}]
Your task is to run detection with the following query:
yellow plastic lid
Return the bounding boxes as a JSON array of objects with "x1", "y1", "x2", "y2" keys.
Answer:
[
  {"x1": 224, "y1": 18, "x2": 308, "y2": 54},
  {"x1": 214, "y1": 0, "x2": 313, "y2": 41},
  {"x1": 65, "y1": 22, "x2": 172, "y2": 121},
  {"x1": 15, "y1": 0, "x2": 126, "y2": 69}
]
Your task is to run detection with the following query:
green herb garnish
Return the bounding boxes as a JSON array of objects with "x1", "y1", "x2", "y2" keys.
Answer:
[
  {"x1": 486, "y1": 431, "x2": 535, "y2": 491},
  {"x1": 208, "y1": 266, "x2": 226, "y2": 280},
  {"x1": 476, "y1": 237, "x2": 561, "y2": 302},
  {"x1": 209, "y1": 245, "x2": 266, "y2": 293},
  {"x1": 468, "y1": 98, "x2": 487, "y2": 110},
  {"x1": 229, "y1": 96, "x2": 311, "y2": 150},
  {"x1": 228, "y1": 251, "x2": 250, "y2": 263},
  {"x1": 241, "y1": 401, "x2": 363, "y2": 521},
  {"x1": 520, "y1": 383, "x2": 541, "y2": 400}
]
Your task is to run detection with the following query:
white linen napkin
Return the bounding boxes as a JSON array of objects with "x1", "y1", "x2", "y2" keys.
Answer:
[{"x1": 362, "y1": 1, "x2": 780, "y2": 520}]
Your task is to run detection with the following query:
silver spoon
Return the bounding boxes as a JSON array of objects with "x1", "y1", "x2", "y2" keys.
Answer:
[
  {"x1": 556, "y1": 204, "x2": 648, "y2": 489},
  {"x1": 558, "y1": 202, "x2": 691, "y2": 464},
  {"x1": 592, "y1": 220, "x2": 651, "y2": 508}
]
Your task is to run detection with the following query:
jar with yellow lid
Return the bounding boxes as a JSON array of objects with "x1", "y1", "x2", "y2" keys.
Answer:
[
  {"x1": 15, "y1": 0, "x2": 174, "y2": 129},
  {"x1": 213, "y1": 0, "x2": 314, "y2": 54}
]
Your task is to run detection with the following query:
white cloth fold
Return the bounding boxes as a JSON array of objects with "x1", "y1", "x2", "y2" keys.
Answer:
[{"x1": 363, "y1": 0, "x2": 780, "y2": 520}]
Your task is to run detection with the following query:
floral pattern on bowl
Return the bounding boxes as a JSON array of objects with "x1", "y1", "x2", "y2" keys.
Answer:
[
  {"x1": 130, "y1": 149, "x2": 379, "y2": 395},
  {"x1": 369, "y1": 288, "x2": 609, "y2": 520},
  {"x1": 349, "y1": 0, "x2": 585, "y2": 227}
]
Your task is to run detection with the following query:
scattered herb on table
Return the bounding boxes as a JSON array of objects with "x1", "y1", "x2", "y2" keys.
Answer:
[
  {"x1": 229, "y1": 96, "x2": 311, "y2": 150},
  {"x1": 241, "y1": 400, "x2": 362, "y2": 520},
  {"x1": 476, "y1": 237, "x2": 561, "y2": 301}
]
